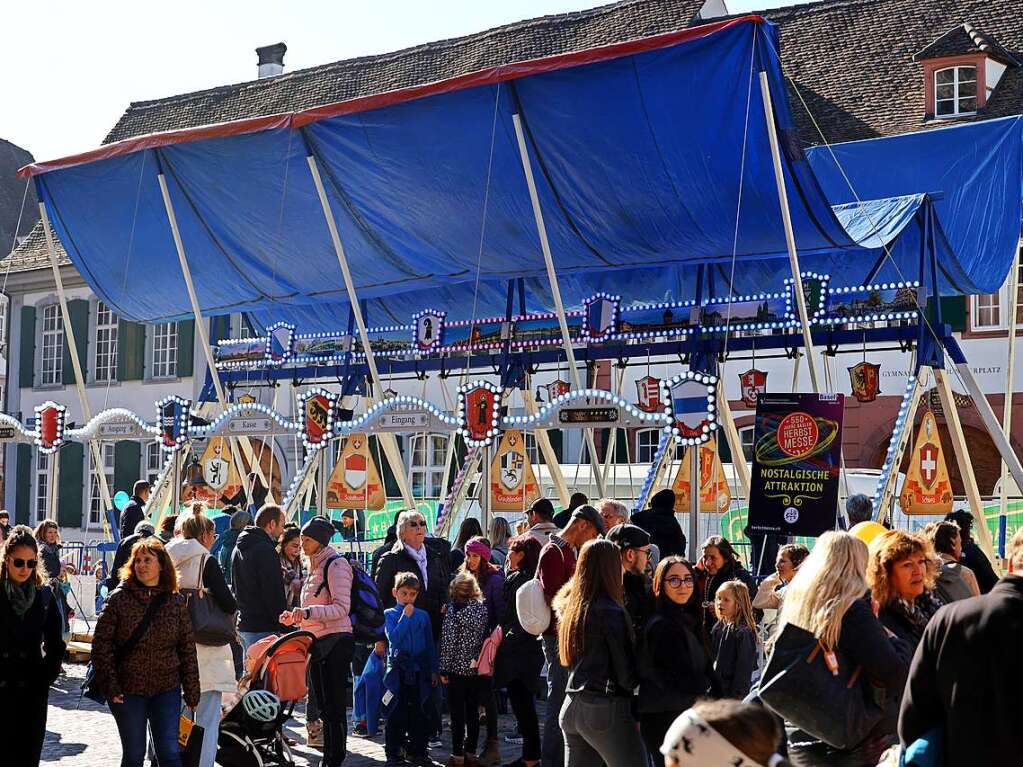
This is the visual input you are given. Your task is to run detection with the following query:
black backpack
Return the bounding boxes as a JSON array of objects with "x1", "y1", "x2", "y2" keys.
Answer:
[{"x1": 315, "y1": 554, "x2": 385, "y2": 643}]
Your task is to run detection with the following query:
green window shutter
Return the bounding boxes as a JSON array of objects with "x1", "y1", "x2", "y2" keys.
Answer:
[
  {"x1": 15, "y1": 444, "x2": 32, "y2": 524},
  {"x1": 177, "y1": 319, "x2": 195, "y2": 377},
  {"x1": 614, "y1": 428, "x2": 629, "y2": 464},
  {"x1": 57, "y1": 442, "x2": 85, "y2": 528},
  {"x1": 117, "y1": 320, "x2": 146, "y2": 381},
  {"x1": 373, "y1": 436, "x2": 401, "y2": 498},
  {"x1": 114, "y1": 441, "x2": 142, "y2": 497},
  {"x1": 61, "y1": 299, "x2": 89, "y2": 385},
  {"x1": 939, "y1": 296, "x2": 967, "y2": 332},
  {"x1": 19, "y1": 305, "x2": 35, "y2": 388},
  {"x1": 209, "y1": 316, "x2": 231, "y2": 345},
  {"x1": 548, "y1": 429, "x2": 563, "y2": 463}
]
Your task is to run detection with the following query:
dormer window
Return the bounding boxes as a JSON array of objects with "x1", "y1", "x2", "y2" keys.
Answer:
[{"x1": 934, "y1": 65, "x2": 977, "y2": 117}]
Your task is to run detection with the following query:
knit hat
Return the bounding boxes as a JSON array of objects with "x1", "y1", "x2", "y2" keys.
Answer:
[
  {"x1": 465, "y1": 537, "x2": 492, "y2": 562},
  {"x1": 301, "y1": 515, "x2": 335, "y2": 548},
  {"x1": 650, "y1": 488, "x2": 676, "y2": 511},
  {"x1": 661, "y1": 708, "x2": 781, "y2": 766}
]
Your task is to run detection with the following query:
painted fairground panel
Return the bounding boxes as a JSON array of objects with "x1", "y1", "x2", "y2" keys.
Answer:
[
  {"x1": 618, "y1": 303, "x2": 694, "y2": 339},
  {"x1": 292, "y1": 333, "x2": 352, "y2": 362},
  {"x1": 700, "y1": 295, "x2": 790, "y2": 330}
]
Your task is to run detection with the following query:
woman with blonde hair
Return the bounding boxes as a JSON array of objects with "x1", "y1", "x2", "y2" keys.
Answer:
[
  {"x1": 711, "y1": 579, "x2": 758, "y2": 698},
  {"x1": 554, "y1": 538, "x2": 646, "y2": 767},
  {"x1": 487, "y1": 516, "x2": 511, "y2": 568},
  {"x1": 867, "y1": 530, "x2": 942, "y2": 653},
  {"x1": 166, "y1": 507, "x2": 237, "y2": 767},
  {"x1": 92, "y1": 538, "x2": 200, "y2": 767},
  {"x1": 773, "y1": 531, "x2": 911, "y2": 767}
]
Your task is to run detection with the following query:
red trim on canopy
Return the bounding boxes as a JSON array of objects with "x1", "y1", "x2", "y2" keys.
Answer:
[{"x1": 19, "y1": 16, "x2": 763, "y2": 178}]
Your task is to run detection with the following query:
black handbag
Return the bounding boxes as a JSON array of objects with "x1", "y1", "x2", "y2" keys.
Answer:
[
  {"x1": 181, "y1": 555, "x2": 236, "y2": 646},
  {"x1": 179, "y1": 708, "x2": 205, "y2": 767},
  {"x1": 758, "y1": 622, "x2": 884, "y2": 750},
  {"x1": 81, "y1": 592, "x2": 167, "y2": 706}
]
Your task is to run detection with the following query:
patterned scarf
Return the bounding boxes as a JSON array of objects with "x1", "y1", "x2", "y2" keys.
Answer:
[{"x1": 4, "y1": 578, "x2": 37, "y2": 617}]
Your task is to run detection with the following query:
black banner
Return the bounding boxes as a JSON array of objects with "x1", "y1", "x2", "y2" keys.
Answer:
[{"x1": 748, "y1": 393, "x2": 845, "y2": 538}]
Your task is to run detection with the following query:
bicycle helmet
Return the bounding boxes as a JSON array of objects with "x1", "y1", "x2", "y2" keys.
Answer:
[{"x1": 241, "y1": 689, "x2": 281, "y2": 723}]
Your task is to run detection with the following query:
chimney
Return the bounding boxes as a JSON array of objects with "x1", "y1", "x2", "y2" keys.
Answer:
[{"x1": 256, "y1": 43, "x2": 287, "y2": 79}]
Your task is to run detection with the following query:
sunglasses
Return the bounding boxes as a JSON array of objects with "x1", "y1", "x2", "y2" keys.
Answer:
[
  {"x1": 406, "y1": 520, "x2": 426, "y2": 528},
  {"x1": 11, "y1": 558, "x2": 38, "y2": 569},
  {"x1": 665, "y1": 576, "x2": 695, "y2": 588}
]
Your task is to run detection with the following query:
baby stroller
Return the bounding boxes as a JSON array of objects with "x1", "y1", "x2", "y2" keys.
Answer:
[{"x1": 217, "y1": 631, "x2": 316, "y2": 767}]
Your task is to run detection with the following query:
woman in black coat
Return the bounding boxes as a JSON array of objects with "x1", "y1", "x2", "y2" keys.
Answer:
[
  {"x1": 637, "y1": 556, "x2": 719, "y2": 757},
  {"x1": 493, "y1": 535, "x2": 545, "y2": 767},
  {"x1": 1, "y1": 525, "x2": 66, "y2": 766}
]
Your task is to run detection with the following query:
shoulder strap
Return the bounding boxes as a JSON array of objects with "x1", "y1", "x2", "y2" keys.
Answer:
[
  {"x1": 315, "y1": 554, "x2": 343, "y2": 597},
  {"x1": 116, "y1": 593, "x2": 168, "y2": 661},
  {"x1": 197, "y1": 554, "x2": 208, "y2": 591}
]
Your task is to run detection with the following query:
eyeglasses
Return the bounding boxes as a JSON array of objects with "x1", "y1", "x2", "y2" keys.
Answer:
[
  {"x1": 11, "y1": 558, "x2": 38, "y2": 569},
  {"x1": 665, "y1": 576, "x2": 694, "y2": 588}
]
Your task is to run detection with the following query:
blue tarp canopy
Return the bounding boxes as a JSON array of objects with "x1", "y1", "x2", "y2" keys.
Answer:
[{"x1": 22, "y1": 17, "x2": 1021, "y2": 329}]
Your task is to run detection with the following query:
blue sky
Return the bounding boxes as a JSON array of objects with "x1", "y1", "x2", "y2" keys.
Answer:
[{"x1": 1, "y1": 1, "x2": 798, "y2": 161}]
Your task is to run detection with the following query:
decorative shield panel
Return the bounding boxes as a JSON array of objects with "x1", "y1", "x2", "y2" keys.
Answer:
[
  {"x1": 849, "y1": 361, "x2": 881, "y2": 403},
  {"x1": 327, "y1": 432, "x2": 385, "y2": 510},
  {"x1": 458, "y1": 381, "x2": 502, "y2": 446},
  {"x1": 299, "y1": 389, "x2": 337, "y2": 449},
  {"x1": 738, "y1": 368, "x2": 767, "y2": 408},
  {"x1": 34, "y1": 402, "x2": 67, "y2": 454},
  {"x1": 413, "y1": 310, "x2": 446, "y2": 352},
  {"x1": 635, "y1": 376, "x2": 661, "y2": 413},
  {"x1": 899, "y1": 411, "x2": 953, "y2": 515}
]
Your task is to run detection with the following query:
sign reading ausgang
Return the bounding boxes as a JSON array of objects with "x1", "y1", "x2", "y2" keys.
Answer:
[{"x1": 98, "y1": 420, "x2": 148, "y2": 439}]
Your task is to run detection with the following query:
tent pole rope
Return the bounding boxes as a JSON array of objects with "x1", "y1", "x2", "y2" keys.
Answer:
[
  {"x1": 155, "y1": 171, "x2": 254, "y2": 511},
  {"x1": 305, "y1": 154, "x2": 415, "y2": 508},
  {"x1": 512, "y1": 113, "x2": 607, "y2": 498},
  {"x1": 39, "y1": 202, "x2": 114, "y2": 538},
  {"x1": 758, "y1": 72, "x2": 820, "y2": 392}
]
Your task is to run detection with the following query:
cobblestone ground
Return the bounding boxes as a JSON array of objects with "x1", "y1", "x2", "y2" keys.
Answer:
[{"x1": 45, "y1": 664, "x2": 536, "y2": 766}]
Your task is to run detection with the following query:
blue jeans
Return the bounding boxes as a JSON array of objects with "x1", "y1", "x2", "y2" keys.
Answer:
[
  {"x1": 110, "y1": 688, "x2": 182, "y2": 767},
  {"x1": 542, "y1": 633, "x2": 567, "y2": 767},
  {"x1": 195, "y1": 690, "x2": 222, "y2": 767},
  {"x1": 239, "y1": 630, "x2": 275, "y2": 654}
]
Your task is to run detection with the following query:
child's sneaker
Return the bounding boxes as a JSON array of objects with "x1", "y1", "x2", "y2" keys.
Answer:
[{"x1": 353, "y1": 720, "x2": 369, "y2": 736}]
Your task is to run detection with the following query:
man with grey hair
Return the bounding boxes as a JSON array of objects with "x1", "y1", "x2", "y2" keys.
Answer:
[
  {"x1": 598, "y1": 499, "x2": 659, "y2": 568},
  {"x1": 845, "y1": 493, "x2": 874, "y2": 526},
  {"x1": 900, "y1": 528, "x2": 1023, "y2": 763}
]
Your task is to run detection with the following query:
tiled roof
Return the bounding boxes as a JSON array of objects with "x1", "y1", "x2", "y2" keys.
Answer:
[
  {"x1": 6, "y1": 0, "x2": 1022, "y2": 274},
  {"x1": 748, "y1": 0, "x2": 1022, "y2": 145},
  {"x1": 0, "y1": 139, "x2": 39, "y2": 259},
  {"x1": 914, "y1": 22, "x2": 1020, "y2": 65},
  {"x1": 103, "y1": 0, "x2": 704, "y2": 143}
]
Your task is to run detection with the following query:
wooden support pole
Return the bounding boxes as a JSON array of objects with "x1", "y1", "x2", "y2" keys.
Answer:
[
  {"x1": 955, "y1": 361, "x2": 1023, "y2": 501},
  {"x1": 512, "y1": 113, "x2": 606, "y2": 498},
  {"x1": 716, "y1": 386, "x2": 751, "y2": 503},
  {"x1": 306, "y1": 154, "x2": 415, "y2": 508},
  {"x1": 155, "y1": 173, "x2": 258, "y2": 509},
  {"x1": 999, "y1": 243, "x2": 1021, "y2": 522},
  {"x1": 39, "y1": 203, "x2": 114, "y2": 537},
  {"x1": 934, "y1": 368, "x2": 997, "y2": 564},
  {"x1": 521, "y1": 390, "x2": 570, "y2": 508},
  {"x1": 759, "y1": 72, "x2": 820, "y2": 392}
]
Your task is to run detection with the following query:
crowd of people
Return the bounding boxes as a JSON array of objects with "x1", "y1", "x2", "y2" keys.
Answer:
[{"x1": 2, "y1": 488, "x2": 1022, "y2": 767}]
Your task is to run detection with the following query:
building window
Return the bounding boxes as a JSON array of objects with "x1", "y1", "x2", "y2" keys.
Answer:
[
  {"x1": 89, "y1": 443, "x2": 116, "y2": 527},
  {"x1": 934, "y1": 65, "x2": 977, "y2": 118},
  {"x1": 739, "y1": 426, "x2": 755, "y2": 463},
  {"x1": 637, "y1": 429, "x2": 661, "y2": 463},
  {"x1": 35, "y1": 451, "x2": 49, "y2": 524},
  {"x1": 974, "y1": 292, "x2": 1002, "y2": 329},
  {"x1": 94, "y1": 301, "x2": 118, "y2": 382},
  {"x1": 40, "y1": 304, "x2": 63, "y2": 385},
  {"x1": 409, "y1": 433, "x2": 448, "y2": 498},
  {"x1": 146, "y1": 441, "x2": 164, "y2": 485},
  {"x1": 524, "y1": 432, "x2": 540, "y2": 465},
  {"x1": 152, "y1": 322, "x2": 178, "y2": 378}
]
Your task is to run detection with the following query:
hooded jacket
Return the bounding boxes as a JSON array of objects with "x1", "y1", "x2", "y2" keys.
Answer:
[
  {"x1": 630, "y1": 491, "x2": 686, "y2": 558},
  {"x1": 231, "y1": 526, "x2": 287, "y2": 633},
  {"x1": 217, "y1": 527, "x2": 242, "y2": 587},
  {"x1": 166, "y1": 537, "x2": 238, "y2": 693}
]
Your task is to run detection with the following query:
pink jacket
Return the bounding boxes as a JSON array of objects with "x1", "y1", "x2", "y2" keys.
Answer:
[{"x1": 299, "y1": 545, "x2": 354, "y2": 638}]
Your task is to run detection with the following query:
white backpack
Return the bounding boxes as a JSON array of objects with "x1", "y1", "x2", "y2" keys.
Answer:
[{"x1": 516, "y1": 576, "x2": 551, "y2": 636}]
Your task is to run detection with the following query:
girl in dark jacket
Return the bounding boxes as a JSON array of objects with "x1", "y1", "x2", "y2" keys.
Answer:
[
  {"x1": 774, "y1": 532, "x2": 912, "y2": 767},
  {"x1": 637, "y1": 556, "x2": 719, "y2": 758},
  {"x1": 710, "y1": 579, "x2": 759, "y2": 699},
  {"x1": 0, "y1": 525, "x2": 66, "y2": 766},
  {"x1": 493, "y1": 535, "x2": 545, "y2": 767},
  {"x1": 93, "y1": 537, "x2": 201, "y2": 767},
  {"x1": 461, "y1": 536, "x2": 505, "y2": 765},
  {"x1": 553, "y1": 539, "x2": 646, "y2": 767}
]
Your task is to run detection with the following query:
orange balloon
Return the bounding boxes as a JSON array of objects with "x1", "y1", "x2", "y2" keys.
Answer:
[{"x1": 850, "y1": 521, "x2": 887, "y2": 546}]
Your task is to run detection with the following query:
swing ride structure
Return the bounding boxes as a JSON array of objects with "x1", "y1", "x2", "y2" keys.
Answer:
[{"x1": 9, "y1": 16, "x2": 1023, "y2": 562}]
